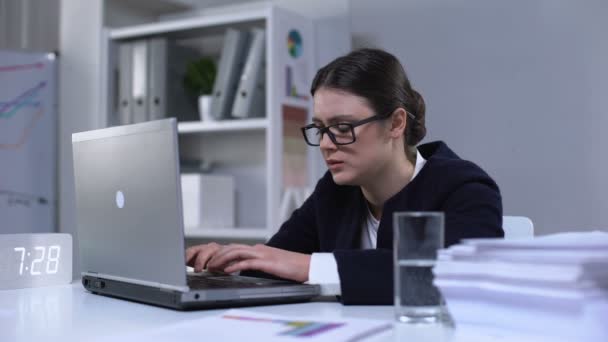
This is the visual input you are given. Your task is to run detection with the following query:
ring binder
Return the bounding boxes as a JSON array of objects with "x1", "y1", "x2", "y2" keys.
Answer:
[
  {"x1": 232, "y1": 28, "x2": 266, "y2": 119},
  {"x1": 210, "y1": 29, "x2": 251, "y2": 120}
]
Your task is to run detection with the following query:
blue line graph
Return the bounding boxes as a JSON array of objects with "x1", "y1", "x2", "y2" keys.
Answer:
[
  {"x1": 0, "y1": 101, "x2": 41, "y2": 117},
  {"x1": 0, "y1": 82, "x2": 47, "y2": 149},
  {"x1": 0, "y1": 53, "x2": 55, "y2": 234},
  {"x1": 0, "y1": 81, "x2": 46, "y2": 119}
]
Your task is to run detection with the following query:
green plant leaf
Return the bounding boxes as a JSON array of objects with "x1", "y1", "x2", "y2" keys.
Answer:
[{"x1": 183, "y1": 57, "x2": 217, "y2": 96}]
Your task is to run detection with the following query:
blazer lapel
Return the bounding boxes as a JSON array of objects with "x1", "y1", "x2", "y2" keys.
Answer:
[
  {"x1": 376, "y1": 191, "x2": 411, "y2": 249},
  {"x1": 376, "y1": 216, "x2": 393, "y2": 249},
  {"x1": 335, "y1": 187, "x2": 366, "y2": 250}
]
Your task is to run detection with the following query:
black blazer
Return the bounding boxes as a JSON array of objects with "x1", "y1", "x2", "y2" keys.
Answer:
[{"x1": 261, "y1": 141, "x2": 503, "y2": 305}]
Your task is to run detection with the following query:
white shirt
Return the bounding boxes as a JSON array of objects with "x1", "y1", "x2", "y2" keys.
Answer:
[
  {"x1": 360, "y1": 204, "x2": 380, "y2": 250},
  {"x1": 307, "y1": 152, "x2": 427, "y2": 295}
]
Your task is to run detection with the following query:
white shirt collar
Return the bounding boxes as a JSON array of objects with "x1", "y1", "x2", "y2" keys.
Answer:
[{"x1": 411, "y1": 149, "x2": 427, "y2": 181}]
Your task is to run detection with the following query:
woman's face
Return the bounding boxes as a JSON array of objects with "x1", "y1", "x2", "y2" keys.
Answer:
[{"x1": 312, "y1": 87, "x2": 394, "y2": 186}]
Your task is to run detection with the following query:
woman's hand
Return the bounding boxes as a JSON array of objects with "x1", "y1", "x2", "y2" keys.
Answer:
[
  {"x1": 185, "y1": 242, "x2": 224, "y2": 272},
  {"x1": 206, "y1": 244, "x2": 311, "y2": 283}
]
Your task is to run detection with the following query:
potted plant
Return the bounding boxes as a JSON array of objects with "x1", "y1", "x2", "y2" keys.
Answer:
[{"x1": 183, "y1": 57, "x2": 217, "y2": 121}]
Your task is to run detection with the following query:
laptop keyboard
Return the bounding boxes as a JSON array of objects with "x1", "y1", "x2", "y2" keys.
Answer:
[{"x1": 187, "y1": 274, "x2": 288, "y2": 289}]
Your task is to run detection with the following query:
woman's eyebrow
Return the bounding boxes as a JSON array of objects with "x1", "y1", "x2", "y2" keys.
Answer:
[{"x1": 312, "y1": 114, "x2": 357, "y2": 124}]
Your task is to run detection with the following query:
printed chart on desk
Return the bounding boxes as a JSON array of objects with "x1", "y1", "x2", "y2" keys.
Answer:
[
  {"x1": 101, "y1": 309, "x2": 393, "y2": 342},
  {"x1": 0, "y1": 51, "x2": 56, "y2": 233},
  {"x1": 223, "y1": 313, "x2": 346, "y2": 338},
  {"x1": 212, "y1": 310, "x2": 392, "y2": 342}
]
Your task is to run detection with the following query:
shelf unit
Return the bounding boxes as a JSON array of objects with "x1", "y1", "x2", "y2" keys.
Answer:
[
  {"x1": 177, "y1": 118, "x2": 268, "y2": 134},
  {"x1": 101, "y1": 3, "x2": 320, "y2": 241}
]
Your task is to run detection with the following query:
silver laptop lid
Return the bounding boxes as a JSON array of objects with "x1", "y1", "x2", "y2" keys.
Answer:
[{"x1": 72, "y1": 118, "x2": 187, "y2": 290}]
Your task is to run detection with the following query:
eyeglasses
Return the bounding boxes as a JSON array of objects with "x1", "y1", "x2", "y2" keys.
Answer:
[{"x1": 301, "y1": 110, "x2": 415, "y2": 146}]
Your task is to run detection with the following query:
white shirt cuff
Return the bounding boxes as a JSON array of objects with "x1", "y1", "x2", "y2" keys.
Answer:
[{"x1": 307, "y1": 253, "x2": 341, "y2": 296}]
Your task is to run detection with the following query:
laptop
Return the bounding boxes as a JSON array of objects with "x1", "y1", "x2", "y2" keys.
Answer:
[{"x1": 71, "y1": 118, "x2": 320, "y2": 310}]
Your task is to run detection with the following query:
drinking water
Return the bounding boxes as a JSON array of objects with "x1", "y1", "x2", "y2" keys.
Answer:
[{"x1": 395, "y1": 259, "x2": 444, "y2": 323}]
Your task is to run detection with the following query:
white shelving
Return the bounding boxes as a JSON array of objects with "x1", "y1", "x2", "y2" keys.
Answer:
[
  {"x1": 109, "y1": 8, "x2": 268, "y2": 40},
  {"x1": 102, "y1": 3, "x2": 320, "y2": 241},
  {"x1": 178, "y1": 118, "x2": 268, "y2": 134}
]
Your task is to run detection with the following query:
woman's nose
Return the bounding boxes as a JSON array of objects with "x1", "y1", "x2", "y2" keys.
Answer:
[{"x1": 319, "y1": 132, "x2": 337, "y2": 150}]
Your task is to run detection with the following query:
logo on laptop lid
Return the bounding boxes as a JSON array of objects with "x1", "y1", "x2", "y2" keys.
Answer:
[{"x1": 115, "y1": 191, "x2": 125, "y2": 209}]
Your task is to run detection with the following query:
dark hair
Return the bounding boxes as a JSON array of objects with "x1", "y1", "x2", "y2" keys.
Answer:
[{"x1": 310, "y1": 48, "x2": 426, "y2": 161}]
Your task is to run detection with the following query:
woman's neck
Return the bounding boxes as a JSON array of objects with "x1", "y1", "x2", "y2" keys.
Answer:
[{"x1": 361, "y1": 152, "x2": 416, "y2": 220}]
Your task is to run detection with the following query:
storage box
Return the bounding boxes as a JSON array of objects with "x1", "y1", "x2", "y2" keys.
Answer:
[{"x1": 181, "y1": 174, "x2": 235, "y2": 229}]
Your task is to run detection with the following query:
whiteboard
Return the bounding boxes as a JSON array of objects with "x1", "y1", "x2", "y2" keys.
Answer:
[{"x1": 0, "y1": 51, "x2": 56, "y2": 233}]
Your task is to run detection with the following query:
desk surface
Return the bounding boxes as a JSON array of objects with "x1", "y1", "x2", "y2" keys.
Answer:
[{"x1": 1, "y1": 283, "x2": 529, "y2": 342}]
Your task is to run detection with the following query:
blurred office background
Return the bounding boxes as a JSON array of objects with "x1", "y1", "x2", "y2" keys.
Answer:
[{"x1": 1, "y1": 0, "x2": 606, "y2": 240}]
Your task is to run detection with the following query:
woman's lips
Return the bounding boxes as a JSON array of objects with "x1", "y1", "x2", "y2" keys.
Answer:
[{"x1": 326, "y1": 160, "x2": 344, "y2": 170}]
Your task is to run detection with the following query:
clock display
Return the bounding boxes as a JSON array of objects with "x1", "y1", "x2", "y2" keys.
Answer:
[
  {"x1": 0, "y1": 233, "x2": 72, "y2": 290},
  {"x1": 14, "y1": 245, "x2": 61, "y2": 275}
]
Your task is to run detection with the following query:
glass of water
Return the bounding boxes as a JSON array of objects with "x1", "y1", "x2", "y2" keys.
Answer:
[{"x1": 393, "y1": 211, "x2": 445, "y2": 323}]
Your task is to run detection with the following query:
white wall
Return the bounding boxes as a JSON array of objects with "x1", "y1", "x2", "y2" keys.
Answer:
[
  {"x1": 351, "y1": 0, "x2": 608, "y2": 235},
  {"x1": 104, "y1": 0, "x2": 166, "y2": 27}
]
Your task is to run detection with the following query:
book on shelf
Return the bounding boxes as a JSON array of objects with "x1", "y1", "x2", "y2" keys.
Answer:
[
  {"x1": 232, "y1": 28, "x2": 266, "y2": 119},
  {"x1": 116, "y1": 38, "x2": 198, "y2": 125},
  {"x1": 209, "y1": 28, "x2": 251, "y2": 120},
  {"x1": 147, "y1": 37, "x2": 168, "y2": 121},
  {"x1": 117, "y1": 42, "x2": 133, "y2": 125},
  {"x1": 131, "y1": 39, "x2": 148, "y2": 124}
]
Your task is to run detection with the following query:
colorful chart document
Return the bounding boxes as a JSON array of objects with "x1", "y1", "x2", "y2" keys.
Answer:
[{"x1": 97, "y1": 309, "x2": 393, "y2": 342}]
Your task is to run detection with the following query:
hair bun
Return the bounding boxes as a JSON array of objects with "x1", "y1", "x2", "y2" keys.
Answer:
[{"x1": 406, "y1": 89, "x2": 427, "y2": 146}]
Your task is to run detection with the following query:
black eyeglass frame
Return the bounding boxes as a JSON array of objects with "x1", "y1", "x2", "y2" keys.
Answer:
[{"x1": 300, "y1": 110, "x2": 415, "y2": 147}]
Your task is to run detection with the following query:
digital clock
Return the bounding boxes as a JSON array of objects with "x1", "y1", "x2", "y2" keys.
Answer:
[{"x1": 0, "y1": 233, "x2": 72, "y2": 290}]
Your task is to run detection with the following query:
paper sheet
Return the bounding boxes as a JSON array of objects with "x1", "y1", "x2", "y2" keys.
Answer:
[
  {"x1": 463, "y1": 231, "x2": 608, "y2": 249},
  {"x1": 95, "y1": 309, "x2": 393, "y2": 342}
]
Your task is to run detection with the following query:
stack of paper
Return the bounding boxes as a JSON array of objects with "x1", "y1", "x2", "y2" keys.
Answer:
[{"x1": 433, "y1": 231, "x2": 608, "y2": 342}]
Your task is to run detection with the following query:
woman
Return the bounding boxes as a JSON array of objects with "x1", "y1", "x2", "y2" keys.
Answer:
[{"x1": 186, "y1": 48, "x2": 503, "y2": 305}]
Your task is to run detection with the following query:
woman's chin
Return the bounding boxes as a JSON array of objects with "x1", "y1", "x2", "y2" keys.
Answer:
[{"x1": 330, "y1": 171, "x2": 356, "y2": 185}]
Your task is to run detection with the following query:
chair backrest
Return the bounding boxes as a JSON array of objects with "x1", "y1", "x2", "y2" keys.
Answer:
[{"x1": 502, "y1": 216, "x2": 534, "y2": 239}]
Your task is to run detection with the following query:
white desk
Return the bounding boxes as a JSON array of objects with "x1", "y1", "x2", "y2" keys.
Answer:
[{"x1": 1, "y1": 283, "x2": 528, "y2": 342}]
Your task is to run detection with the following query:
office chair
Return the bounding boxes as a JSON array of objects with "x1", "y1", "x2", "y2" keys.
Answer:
[{"x1": 502, "y1": 216, "x2": 534, "y2": 239}]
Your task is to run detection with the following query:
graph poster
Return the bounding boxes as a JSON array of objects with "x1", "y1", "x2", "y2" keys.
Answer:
[
  {"x1": 284, "y1": 29, "x2": 309, "y2": 101},
  {"x1": 282, "y1": 104, "x2": 307, "y2": 188},
  {"x1": 0, "y1": 51, "x2": 56, "y2": 233}
]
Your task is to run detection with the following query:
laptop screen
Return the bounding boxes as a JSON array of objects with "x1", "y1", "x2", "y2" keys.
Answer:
[{"x1": 72, "y1": 119, "x2": 187, "y2": 289}]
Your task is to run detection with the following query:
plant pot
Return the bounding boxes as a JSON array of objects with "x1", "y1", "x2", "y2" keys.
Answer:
[{"x1": 198, "y1": 95, "x2": 213, "y2": 122}]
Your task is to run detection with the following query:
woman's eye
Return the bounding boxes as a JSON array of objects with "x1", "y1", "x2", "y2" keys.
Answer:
[{"x1": 336, "y1": 124, "x2": 351, "y2": 133}]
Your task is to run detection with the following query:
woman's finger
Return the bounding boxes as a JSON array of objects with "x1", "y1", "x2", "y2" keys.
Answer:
[
  {"x1": 207, "y1": 247, "x2": 262, "y2": 270},
  {"x1": 193, "y1": 244, "x2": 222, "y2": 272},
  {"x1": 223, "y1": 258, "x2": 273, "y2": 274},
  {"x1": 186, "y1": 243, "x2": 221, "y2": 264},
  {"x1": 185, "y1": 245, "x2": 207, "y2": 266},
  {"x1": 210, "y1": 244, "x2": 250, "y2": 261},
  {"x1": 207, "y1": 244, "x2": 253, "y2": 266}
]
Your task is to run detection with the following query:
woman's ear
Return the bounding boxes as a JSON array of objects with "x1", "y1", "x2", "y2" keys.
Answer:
[{"x1": 389, "y1": 108, "x2": 407, "y2": 139}]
